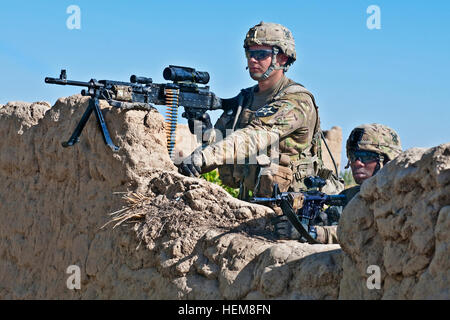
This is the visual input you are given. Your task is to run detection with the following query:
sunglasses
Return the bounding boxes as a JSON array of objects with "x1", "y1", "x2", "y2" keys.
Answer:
[
  {"x1": 245, "y1": 49, "x2": 272, "y2": 61},
  {"x1": 348, "y1": 150, "x2": 381, "y2": 164}
]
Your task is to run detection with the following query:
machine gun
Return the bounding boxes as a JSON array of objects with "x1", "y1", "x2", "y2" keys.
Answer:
[
  {"x1": 251, "y1": 176, "x2": 346, "y2": 244},
  {"x1": 45, "y1": 66, "x2": 234, "y2": 154}
]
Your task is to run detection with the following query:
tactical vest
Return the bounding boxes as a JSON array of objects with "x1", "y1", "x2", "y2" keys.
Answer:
[{"x1": 215, "y1": 78, "x2": 328, "y2": 199}]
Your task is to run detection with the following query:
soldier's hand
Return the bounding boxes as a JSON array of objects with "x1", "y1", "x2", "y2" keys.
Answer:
[
  {"x1": 188, "y1": 113, "x2": 212, "y2": 143},
  {"x1": 313, "y1": 225, "x2": 339, "y2": 244},
  {"x1": 177, "y1": 149, "x2": 205, "y2": 177}
]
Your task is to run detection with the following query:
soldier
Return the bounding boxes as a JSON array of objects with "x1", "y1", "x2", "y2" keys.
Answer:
[
  {"x1": 309, "y1": 123, "x2": 403, "y2": 243},
  {"x1": 178, "y1": 21, "x2": 342, "y2": 202},
  {"x1": 341, "y1": 123, "x2": 402, "y2": 204}
]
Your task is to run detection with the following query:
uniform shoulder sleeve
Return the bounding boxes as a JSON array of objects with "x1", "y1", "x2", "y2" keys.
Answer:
[{"x1": 251, "y1": 91, "x2": 316, "y2": 138}]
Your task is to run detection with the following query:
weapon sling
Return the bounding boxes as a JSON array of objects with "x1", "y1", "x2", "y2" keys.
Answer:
[{"x1": 280, "y1": 197, "x2": 320, "y2": 244}]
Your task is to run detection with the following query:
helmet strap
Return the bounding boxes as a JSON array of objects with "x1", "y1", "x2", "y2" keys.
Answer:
[
  {"x1": 372, "y1": 161, "x2": 381, "y2": 176},
  {"x1": 372, "y1": 155, "x2": 384, "y2": 175},
  {"x1": 260, "y1": 47, "x2": 285, "y2": 80}
]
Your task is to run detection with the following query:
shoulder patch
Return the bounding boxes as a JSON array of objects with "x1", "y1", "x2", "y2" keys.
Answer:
[{"x1": 255, "y1": 105, "x2": 278, "y2": 118}]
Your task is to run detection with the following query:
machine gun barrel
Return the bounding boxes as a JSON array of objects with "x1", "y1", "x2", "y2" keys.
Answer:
[
  {"x1": 44, "y1": 77, "x2": 105, "y2": 89},
  {"x1": 45, "y1": 77, "x2": 89, "y2": 87},
  {"x1": 251, "y1": 196, "x2": 281, "y2": 203},
  {"x1": 307, "y1": 194, "x2": 346, "y2": 206}
]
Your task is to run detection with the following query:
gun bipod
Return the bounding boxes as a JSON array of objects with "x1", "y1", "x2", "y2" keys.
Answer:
[{"x1": 63, "y1": 97, "x2": 120, "y2": 152}]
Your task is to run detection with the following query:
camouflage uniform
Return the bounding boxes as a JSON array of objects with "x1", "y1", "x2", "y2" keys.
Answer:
[
  {"x1": 203, "y1": 75, "x2": 330, "y2": 198},
  {"x1": 316, "y1": 124, "x2": 403, "y2": 244},
  {"x1": 178, "y1": 22, "x2": 343, "y2": 243},
  {"x1": 200, "y1": 22, "x2": 342, "y2": 200}
]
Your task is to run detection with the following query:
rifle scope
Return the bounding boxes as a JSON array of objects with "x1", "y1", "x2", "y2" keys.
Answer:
[
  {"x1": 130, "y1": 75, "x2": 153, "y2": 85},
  {"x1": 163, "y1": 65, "x2": 210, "y2": 84}
]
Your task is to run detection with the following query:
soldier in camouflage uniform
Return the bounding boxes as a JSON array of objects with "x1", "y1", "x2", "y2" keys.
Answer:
[
  {"x1": 178, "y1": 21, "x2": 343, "y2": 242},
  {"x1": 342, "y1": 123, "x2": 402, "y2": 204},
  {"x1": 313, "y1": 123, "x2": 403, "y2": 243}
]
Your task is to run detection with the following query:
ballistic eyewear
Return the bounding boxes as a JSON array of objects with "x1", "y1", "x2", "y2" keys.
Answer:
[
  {"x1": 349, "y1": 150, "x2": 382, "y2": 164},
  {"x1": 245, "y1": 49, "x2": 272, "y2": 61}
]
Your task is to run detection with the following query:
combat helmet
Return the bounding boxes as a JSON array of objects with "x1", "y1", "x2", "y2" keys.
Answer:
[
  {"x1": 244, "y1": 21, "x2": 296, "y2": 79},
  {"x1": 346, "y1": 123, "x2": 402, "y2": 164}
]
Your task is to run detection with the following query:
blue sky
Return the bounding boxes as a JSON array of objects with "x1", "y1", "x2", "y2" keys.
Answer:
[{"x1": 1, "y1": 1, "x2": 449, "y2": 170}]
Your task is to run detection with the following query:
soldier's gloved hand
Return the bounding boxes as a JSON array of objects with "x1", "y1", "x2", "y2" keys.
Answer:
[
  {"x1": 177, "y1": 148, "x2": 205, "y2": 177},
  {"x1": 271, "y1": 215, "x2": 300, "y2": 240},
  {"x1": 313, "y1": 225, "x2": 339, "y2": 244},
  {"x1": 188, "y1": 113, "x2": 212, "y2": 143}
]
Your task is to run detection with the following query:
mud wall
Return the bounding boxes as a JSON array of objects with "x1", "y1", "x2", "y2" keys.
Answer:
[
  {"x1": 338, "y1": 144, "x2": 450, "y2": 299},
  {"x1": 0, "y1": 96, "x2": 448, "y2": 299}
]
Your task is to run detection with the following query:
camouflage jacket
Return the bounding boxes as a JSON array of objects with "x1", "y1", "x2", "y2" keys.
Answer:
[{"x1": 201, "y1": 75, "x2": 326, "y2": 197}]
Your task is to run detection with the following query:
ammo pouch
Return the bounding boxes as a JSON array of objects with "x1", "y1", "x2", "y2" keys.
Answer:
[
  {"x1": 291, "y1": 158, "x2": 344, "y2": 194},
  {"x1": 290, "y1": 157, "x2": 316, "y2": 191},
  {"x1": 254, "y1": 155, "x2": 293, "y2": 197},
  {"x1": 316, "y1": 167, "x2": 333, "y2": 180},
  {"x1": 320, "y1": 171, "x2": 345, "y2": 194},
  {"x1": 292, "y1": 160, "x2": 316, "y2": 181}
]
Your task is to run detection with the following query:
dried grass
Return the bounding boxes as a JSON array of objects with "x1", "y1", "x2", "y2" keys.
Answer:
[{"x1": 101, "y1": 192, "x2": 151, "y2": 229}]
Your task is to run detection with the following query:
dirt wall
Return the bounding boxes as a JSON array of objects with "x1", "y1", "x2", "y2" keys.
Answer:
[
  {"x1": 338, "y1": 144, "x2": 450, "y2": 299},
  {"x1": 0, "y1": 96, "x2": 447, "y2": 299}
]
